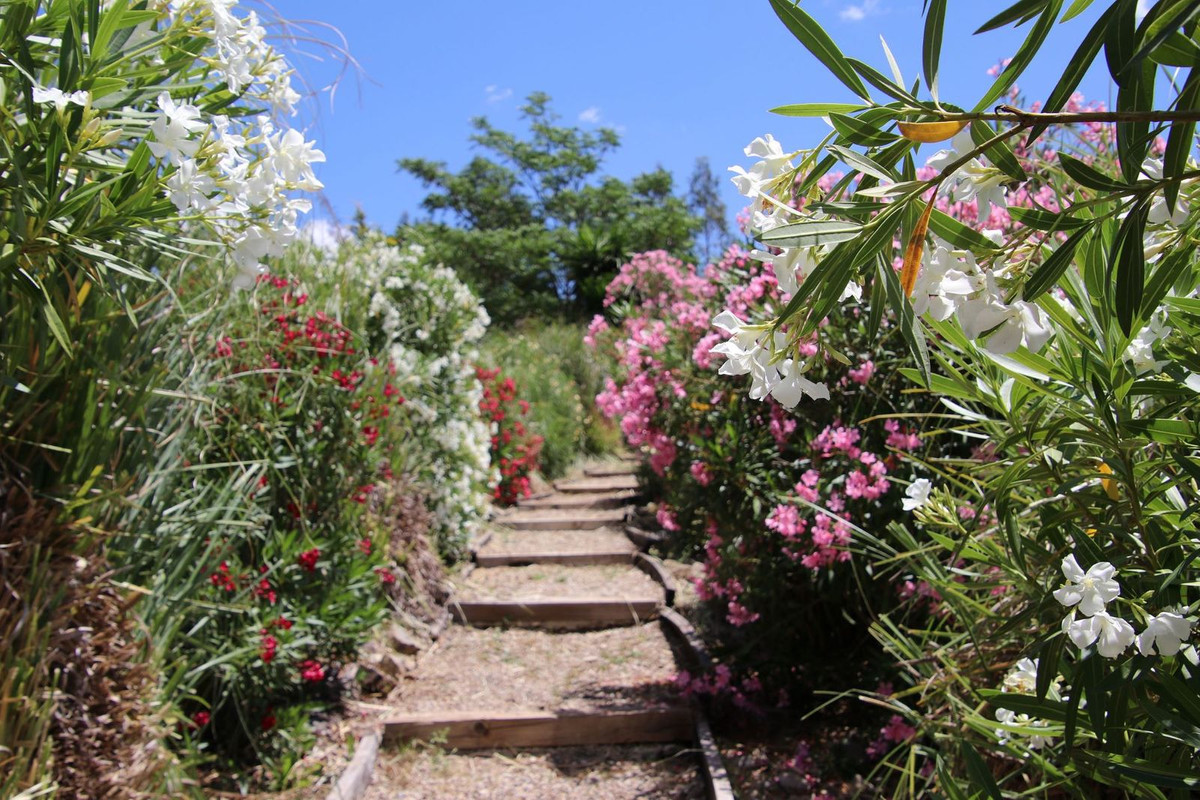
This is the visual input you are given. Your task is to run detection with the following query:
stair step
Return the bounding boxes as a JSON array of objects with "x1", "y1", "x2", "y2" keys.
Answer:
[
  {"x1": 518, "y1": 490, "x2": 638, "y2": 510},
  {"x1": 555, "y1": 476, "x2": 640, "y2": 493},
  {"x1": 584, "y1": 464, "x2": 639, "y2": 478},
  {"x1": 383, "y1": 706, "x2": 693, "y2": 749},
  {"x1": 500, "y1": 508, "x2": 626, "y2": 531},
  {"x1": 475, "y1": 550, "x2": 636, "y2": 567},
  {"x1": 451, "y1": 598, "x2": 661, "y2": 627}
]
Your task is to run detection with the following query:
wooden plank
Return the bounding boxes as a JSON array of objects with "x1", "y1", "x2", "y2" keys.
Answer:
[
  {"x1": 383, "y1": 707, "x2": 694, "y2": 749},
  {"x1": 584, "y1": 465, "x2": 638, "y2": 478},
  {"x1": 625, "y1": 524, "x2": 665, "y2": 551},
  {"x1": 451, "y1": 598, "x2": 661, "y2": 627},
  {"x1": 555, "y1": 476, "x2": 640, "y2": 493},
  {"x1": 634, "y1": 553, "x2": 676, "y2": 607},
  {"x1": 659, "y1": 607, "x2": 714, "y2": 674},
  {"x1": 518, "y1": 491, "x2": 638, "y2": 510},
  {"x1": 503, "y1": 512, "x2": 625, "y2": 531},
  {"x1": 474, "y1": 550, "x2": 635, "y2": 568},
  {"x1": 694, "y1": 708, "x2": 737, "y2": 800},
  {"x1": 326, "y1": 727, "x2": 381, "y2": 800}
]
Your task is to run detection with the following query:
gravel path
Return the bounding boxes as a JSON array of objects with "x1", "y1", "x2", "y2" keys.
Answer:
[{"x1": 454, "y1": 563, "x2": 661, "y2": 601}]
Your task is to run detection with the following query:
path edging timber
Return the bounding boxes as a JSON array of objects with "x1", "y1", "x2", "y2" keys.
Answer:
[{"x1": 325, "y1": 727, "x2": 381, "y2": 800}]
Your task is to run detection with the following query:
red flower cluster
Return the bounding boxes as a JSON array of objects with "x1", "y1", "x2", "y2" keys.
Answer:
[
  {"x1": 297, "y1": 548, "x2": 320, "y2": 572},
  {"x1": 209, "y1": 561, "x2": 237, "y2": 592},
  {"x1": 299, "y1": 659, "x2": 325, "y2": 682},
  {"x1": 476, "y1": 367, "x2": 543, "y2": 505},
  {"x1": 260, "y1": 633, "x2": 278, "y2": 663}
]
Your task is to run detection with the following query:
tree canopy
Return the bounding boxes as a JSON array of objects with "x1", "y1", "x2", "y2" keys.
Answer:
[{"x1": 396, "y1": 92, "x2": 710, "y2": 324}]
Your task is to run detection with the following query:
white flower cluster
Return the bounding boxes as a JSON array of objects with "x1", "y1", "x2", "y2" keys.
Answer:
[
  {"x1": 710, "y1": 309, "x2": 829, "y2": 408},
  {"x1": 83, "y1": 0, "x2": 321, "y2": 286},
  {"x1": 994, "y1": 657, "x2": 1060, "y2": 750},
  {"x1": 354, "y1": 238, "x2": 493, "y2": 552},
  {"x1": 1053, "y1": 554, "x2": 1194, "y2": 659},
  {"x1": 912, "y1": 238, "x2": 1052, "y2": 356}
]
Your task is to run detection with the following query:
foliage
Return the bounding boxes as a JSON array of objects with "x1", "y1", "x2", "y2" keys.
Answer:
[
  {"x1": 397, "y1": 92, "x2": 704, "y2": 323},
  {"x1": 692, "y1": 0, "x2": 1200, "y2": 795},
  {"x1": 476, "y1": 366, "x2": 543, "y2": 504},
  {"x1": 483, "y1": 320, "x2": 619, "y2": 478}
]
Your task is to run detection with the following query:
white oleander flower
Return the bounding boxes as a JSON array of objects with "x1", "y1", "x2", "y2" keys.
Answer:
[
  {"x1": 902, "y1": 478, "x2": 931, "y2": 511},
  {"x1": 1137, "y1": 611, "x2": 1193, "y2": 656},
  {"x1": 1064, "y1": 609, "x2": 1136, "y2": 658},
  {"x1": 1053, "y1": 555, "x2": 1120, "y2": 616}
]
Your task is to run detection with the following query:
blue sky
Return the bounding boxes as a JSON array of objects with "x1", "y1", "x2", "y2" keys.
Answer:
[{"x1": 278, "y1": 0, "x2": 1112, "y2": 233}]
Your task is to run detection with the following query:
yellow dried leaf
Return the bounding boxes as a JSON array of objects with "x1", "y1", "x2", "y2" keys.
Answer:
[
  {"x1": 898, "y1": 120, "x2": 969, "y2": 143},
  {"x1": 1099, "y1": 462, "x2": 1120, "y2": 501},
  {"x1": 901, "y1": 195, "x2": 936, "y2": 298}
]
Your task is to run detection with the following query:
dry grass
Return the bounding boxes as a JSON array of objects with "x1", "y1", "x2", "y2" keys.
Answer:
[
  {"x1": 481, "y1": 527, "x2": 635, "y2": 555},
  {"x1": 366, "y1": 742, "x2": 703, "y2": 800},
  {"x1": 455, "y1": 564, "x2": 660, "y2": 601},
  {"x1": 388, "y1": 624, "x2": 681, "y2": 714}
]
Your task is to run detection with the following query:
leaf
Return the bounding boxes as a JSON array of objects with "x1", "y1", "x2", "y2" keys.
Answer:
[
  {"x1": 829, "y1": 112, "x2": 898, "y2": 147},
  {"x1": 1120, "y1": 0, "x2": 1200, "y2": 79},
  {"x1": 1074, "y1": 751, "x2": 1200, "y2": 790},
  {"x1": 923, "y1": 0, "x2": 947, "y2": 98},
  {"x1": 898, "y1": 120, "x2": 968, "y2": 143},
  {"x1": 770, "y1": 103, "x2": 866, "y2": 117},
  {"x1": 1059, "y1": 153, "x2": 1128, "y2": 192},
  {"x1": 759, "y1": 219, "x2": 864, "y2": 248},
  {"x1": 880, "y1": 35, "x2": 905, "y2": 87},
  {"x1": 1150, "y1": 30, "x2": 1200, "y2": 66},
  {"x1": 976, "y1": 0, "x2": 1051, "y2": 33},
  {"x1": 867, "y1": 270, "x2": 886, "y2": 344},
  {"x1": 901, "y1": 193, "x2": 936, "y2": 296},
  {"x1": 1062, "y1": 0, "x2": 1097, "y2": 21},
  {"x1": 1111, "y1": 200, "x2": 1149, "y2": 335},
  {"x1": 827, "y1": 144, "x2": 899, "y2": 182},
  {"x1": 1022, "y1": 224, "x2": 1092, "y2": 301},
  {"x1": 969, "y1": 119, "x2": 1027, "y2": 182},
  {"x1": 1028, "y1": 5, "x2": 1115, "y2": 143},
  {"x1": 1142, "y1": 245, "x2": 1196, "y2": 321},
  {"x1": 769, "y1": 0, "x2": 871, "y2": 101},
  {"x1": 973, "y1": 0, "x2": 1063, "y2": 112},
  {"x1": 1163, "y1": 67, "x2": 1200, "y2": 215},
  {"x1": 1008, "y1": 207, "x2": 1093, "y2": 231},
  {"x1": 960, "y1": 742, "x2": 1003, "y2": 799},
  {"x1": 880, "y1": 255, "x2": 931, "y2": 384},
  {"x1": 847, "y1": 58, "x2": 924, "y2": 106},
  {"x1": 928, "y1": 209, "x2": 1002, "y2": 252}
]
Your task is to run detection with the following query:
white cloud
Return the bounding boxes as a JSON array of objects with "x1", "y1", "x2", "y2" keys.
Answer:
[
  {"x1": 484, "y1": 85, "x2": 513, "y2": 103},
  {"x1": 578, "y1": 106, "x2": 602, "y2": 124},
  {"x1": 840, "y1": 0, "x2": 879, "y2": 22}
]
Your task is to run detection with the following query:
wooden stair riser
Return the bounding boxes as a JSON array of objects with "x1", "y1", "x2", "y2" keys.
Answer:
[
  {"x1": 502, "y1": 515, "x2": 624, "y2": 531},
  {"x1": 383, "y1": 707, "x2": 693, "y2": 749},
  {"x1": 517, "y1": 492, "x2": 639, "y2": 510},
  {"x1": 474, "y1": 551, "x2": 635, "y2": 568},
  {"x1": 451, "y1": 598, "x2": 661, "y2": 627}
]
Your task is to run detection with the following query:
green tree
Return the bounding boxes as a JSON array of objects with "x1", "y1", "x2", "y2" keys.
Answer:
[
  {"x1": 397, "y1": 92, "x2": 702, "y2": 323},
  {"x1": 687, "y1": 156, "x2": 730, "y2": 264}
]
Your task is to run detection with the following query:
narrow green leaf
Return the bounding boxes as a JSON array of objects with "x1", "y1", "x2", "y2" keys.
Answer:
[
  {"x1": 829, "y1": 112, "x2": 898, "y2": 147},
  {"x1": 42, "y1": 297, "x2": 73, "y2": 357},
  {"x1": 1062, "y1": 0, "x2": 1098, "y2": 22},
  {"x1": 1023, "y1": 224, "x2": 1092, "y2": 301},
  {"x1": 827, "y1": 144, "x2": 899, "y2": 182},
  {"x1": 1112, "y1": 201, "x2": 1148, "y2": 335},
  {"x1": 1027, "y1": 5, "x2": 1114, "y2": 143},
  {"x1": 1149, "y1": 30, "x2": 1200, "y2": 66},
  {"x1": 973, "y1": 0, "x2": 1063, "y2": 112},
  {"x1": 880, "y1": 255, "x2": 931, "y2": 384},
  {"x1": 847, "y1": 58, "x2": 923, "y2": 106},
  {"x1": 867, "y1": 270, "x2": 886, "y2": 344},
  {"x1": 1120, "y1": 0, "x2": 1200, "y2": 79},
  {"x1": 969, "y1": 119, "x2": 1026, "y2": 182},
  {"x1": 1163, "y1": 68, "x2": 1200, "y2": 214},
  {"x1": 880, "y1": 35, "x2": 904, "y2": 87},
  {"x1": 1009, "y1": 207, "x2": 1094, "y2": 231},
  {"x1": 759, "y1": 219, "x2": 863, "y2": 248},
  {"x1": 928, "y1": 209, "x2": 1003, "y2": 252},
  {"x1": 1074, "y1": 751, "x2": 1200, "y2": 790},
  {"x1": 976, "y1": 0, "x2": 1050, "y2": 33},
  {"x1": 769, "y1": 0, "x2": 871, "y2": 101},
  {"x1": 923, "y1": 0, "x2": 947, "y2": 98},
  {"x1": 1105, "y1": 0, "x2": 1138, "y2": 86},
  {"x1": 1115, "y1": 59, "x2": 1156, "y2": 183},
  {"x1": 1142, "y1": 240, "x2": 1195, "y2": 320},
  {"x1": 1036, "y1": 637, "x2": 1064, "y2": 701},
  {"x1": 770, "y1": 103, "x2": 866, "y2": 117},
  {"x1": 960, "y1": 742, "x2": 1003, "y2": 800},
  {"x1": 1059, "y1": 153, "x2": 1128, "y2": 192}
]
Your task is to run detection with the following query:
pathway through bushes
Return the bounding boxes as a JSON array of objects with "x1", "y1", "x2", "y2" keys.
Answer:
[{"x1": 360, "y1": 460, "x2": 708, "y2": 799}]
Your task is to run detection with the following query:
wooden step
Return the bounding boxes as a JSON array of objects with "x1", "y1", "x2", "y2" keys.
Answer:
[
  {"x1": 475, "y1": 550, "x2": 636, "y2": 568},
  {"x1": 584, "y1": 464, "x2": 638, "y2": 478},
  {"x1": 555, "y1": 476, "x2": 640, "y2": 494},
  {"x1": 499, "y1": 508, "x2": 626, "y2": 531},
  {"x1": 517, "y1": 490, "x2": 638, "y2": 510},
  {"x1": 383, "y1": 706, "x2": 693, "y2": 749},
  {"x1": 451, "y1": 598, "x2": 661, "y2": 627}
]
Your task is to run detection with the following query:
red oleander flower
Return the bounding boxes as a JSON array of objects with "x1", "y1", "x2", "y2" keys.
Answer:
[
  {"x1": 297, "y1": 548, "x2": 320, "y2": 572},
  {"x1": 299, "y1": 659, "x2": 325, "y2": 682}
]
